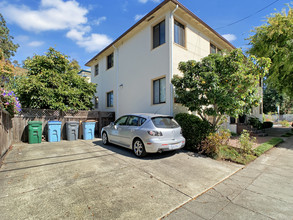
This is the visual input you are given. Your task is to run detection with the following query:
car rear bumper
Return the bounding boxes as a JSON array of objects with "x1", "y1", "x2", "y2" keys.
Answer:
[{"x1": 144, "y1": 138, "x2": 185, "y2": 153}]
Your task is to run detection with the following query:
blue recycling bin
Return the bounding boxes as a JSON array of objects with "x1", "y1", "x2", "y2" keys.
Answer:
[
  {"x1": 82, "y1": 121, "x2": 96, "y2": 140},
  {"x1": 48, "y1": 121, "x2": 62, "y2": 142}
]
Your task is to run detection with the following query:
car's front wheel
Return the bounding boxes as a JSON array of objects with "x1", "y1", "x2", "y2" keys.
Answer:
[
  {"x1": 102, "y1": 132, "x2": 109, "y2": 145},
  {"x1": 133, "y1": 138, "x2": 147, "y2": 157}
]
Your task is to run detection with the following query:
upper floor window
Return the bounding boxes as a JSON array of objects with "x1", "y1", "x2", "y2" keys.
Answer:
[
  {"x1": 94, "y1": 64, "x2": 99, "y2": 76},
  {"x1": 107, "y1": 53, "x2": 114, "y2": 69},
  {"x1": 153, "y1": 20, "x2": 165, "y2": 49},
  {"x1": 107, "y1": 91, "x2": 113, "y2": 107},
  {"x1": 174, "y1": 20, "x2": 185, "y2": 47},
  {"x1": 210, "y1": 43, "x2": 222, "y2": 54},
  {"x1": 153, "y1": 77, "x2": 166, "y2": 104}
]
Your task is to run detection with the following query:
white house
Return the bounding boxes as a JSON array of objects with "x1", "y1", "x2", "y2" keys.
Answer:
[{"x1": 86, "y1": 0, "x2": 239, "y2": 121}]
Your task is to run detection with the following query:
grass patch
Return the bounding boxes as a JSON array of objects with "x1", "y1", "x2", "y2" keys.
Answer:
[
  {"x1": 281, "y1": 132, "x2": 293, "y2": 137},
  {"x1": 217, "y1": 137, "x2": 284, "y2": 165},
  {"x1": 254, "y1": 137, "x2": 284, "y2": 156}
]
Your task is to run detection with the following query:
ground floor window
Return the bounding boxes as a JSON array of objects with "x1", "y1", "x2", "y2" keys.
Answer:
[
  {"x1": 107, "y1": 91, "x2": 113, "y2": 107},
  {"x1": 153, "y1": 77, "x2": 166, "y2": 104}
]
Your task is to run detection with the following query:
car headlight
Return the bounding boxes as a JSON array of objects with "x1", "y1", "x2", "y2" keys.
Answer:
[{"x1": 147, "y1": 131, "x2": 163, "y2": 136}]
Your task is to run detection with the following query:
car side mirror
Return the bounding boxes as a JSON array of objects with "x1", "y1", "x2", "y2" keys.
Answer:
[{"x1": 110, "y1": 122, "x2": 114, "y2": 127}]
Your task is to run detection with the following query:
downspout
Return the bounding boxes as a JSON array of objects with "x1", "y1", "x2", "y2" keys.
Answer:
[
  {"x1": 169, "y1": 4, "x2": 178, "y2": 116},
  {"x1": 113, "y1": 45, "x2": 119, "y2": 119}
]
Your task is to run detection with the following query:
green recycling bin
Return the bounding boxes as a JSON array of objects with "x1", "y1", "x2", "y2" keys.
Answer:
[{"x1": 28, "y1": 121, "x2": 42, "y2": 144}]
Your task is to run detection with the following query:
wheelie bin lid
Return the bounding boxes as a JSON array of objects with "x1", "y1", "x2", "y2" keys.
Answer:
[
  {"x1": 28, "y1": 121, "x2": 42, "y2": 125},
  {"x1": 66, "y1": 121, "x2": 79, "y2": 124},
  {"x1": 48, "y1": 121, "x2": 62, "y2": 125}
]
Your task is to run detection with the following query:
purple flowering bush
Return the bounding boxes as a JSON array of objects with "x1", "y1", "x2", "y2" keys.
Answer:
[{"x1": 0, "y1": 88, "x2": 21, "y2": 116}]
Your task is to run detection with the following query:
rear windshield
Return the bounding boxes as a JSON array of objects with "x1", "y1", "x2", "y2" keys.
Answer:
[{"x1": 151, "y1": 117, "x2": 180, "y2": 128}]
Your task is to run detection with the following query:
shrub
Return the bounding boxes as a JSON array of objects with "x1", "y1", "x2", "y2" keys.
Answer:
[
  {"x1": 239, "y1": 130, "x2": 256, "y2": 154},
  {"x1": 280, "y1": 120, "x2": 290, "y2": 127},
  {"x1": 0, "y1": 88, "x2": 21, "y2": 117},
  {"x1": 175, "y1": 113, "x2": 214, "y2": 150},
  {"x1": 248, "y1": 117, "x2": 263, "y2": 130},
  {"x1": 200, "y1": 129, "x2": 231, "y2": 157},
  {"x1": 263, "y1": 121, "x2": 273, "y2": 129}
]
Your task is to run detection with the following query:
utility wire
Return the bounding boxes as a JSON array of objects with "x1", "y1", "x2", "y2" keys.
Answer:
[{"x1": 215, "y1": 0, "x2": 281, "y2": 30}]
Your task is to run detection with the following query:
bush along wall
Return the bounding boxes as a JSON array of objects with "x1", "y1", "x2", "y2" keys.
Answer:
[{"x1": 175, "y1": 113, "x2": 214, "y2": 151}]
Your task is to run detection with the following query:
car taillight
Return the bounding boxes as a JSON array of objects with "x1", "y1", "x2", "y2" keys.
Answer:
[{"x1": 147, "y1": 131, "x2": 163, "y2": 136}]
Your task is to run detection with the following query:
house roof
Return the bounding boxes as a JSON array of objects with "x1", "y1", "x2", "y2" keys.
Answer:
[{"x1": 85, "y1": 0, "x2": 236, "y2": 67}]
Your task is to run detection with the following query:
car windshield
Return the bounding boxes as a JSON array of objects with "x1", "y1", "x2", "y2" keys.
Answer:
[{"x1": 151, "y1": 117, "x2": 179, "y2": 128}]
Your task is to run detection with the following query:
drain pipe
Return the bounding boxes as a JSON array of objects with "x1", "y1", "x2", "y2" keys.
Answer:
[
  {"x1": 169, "y1": 4, "x2": 178, "y2": 116},
  {"x1": 113, "y1": 45, "x2": 119, "y2": 119}
]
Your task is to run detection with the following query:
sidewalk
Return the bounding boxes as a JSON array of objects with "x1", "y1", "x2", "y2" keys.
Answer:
[{"x1": 163, "y1": 136, "x2": 293, "y2": 220}]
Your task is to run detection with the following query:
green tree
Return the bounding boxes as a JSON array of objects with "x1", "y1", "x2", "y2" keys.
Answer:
[
  {"x1": 0, "y1": 48, "x2": 14, "y2": 87},
  {"x1": 263, "y1": 86, "x2": 282, "y2": 114},
  {"x1": 172, "y1": 49, "x2": 270, "y2": 128},
  {"x1": 0, "y1": 13, "x2": 19, "y2": 60},
  {"x1": 14, "y1": 47, "x2": 96, "y2": 111},
  {"x1": 248, "y1": 5, "x2": 293, "y2": 98}
]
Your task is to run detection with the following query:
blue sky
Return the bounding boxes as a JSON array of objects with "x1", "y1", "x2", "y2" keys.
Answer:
[{"x1": 0, "y1": 0, "x2": 288, "y2": 69}]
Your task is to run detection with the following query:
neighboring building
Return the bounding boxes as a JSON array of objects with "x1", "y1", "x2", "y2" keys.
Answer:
[
  {"x1": 77, "y1": 70, "x2": 91, "y2": 82},
  {"x1": 86, "y1": 0, "x2": 252, "y2": 128}
]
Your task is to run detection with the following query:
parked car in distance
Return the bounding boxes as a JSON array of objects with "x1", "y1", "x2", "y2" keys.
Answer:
[{"x1": 101, "y1": 113, "x2": 185, "y2": 157}]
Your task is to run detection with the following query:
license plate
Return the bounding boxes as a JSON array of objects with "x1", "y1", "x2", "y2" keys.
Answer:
[{"x1": 169, "y1": 143, "x2": 181, "y2": 150}]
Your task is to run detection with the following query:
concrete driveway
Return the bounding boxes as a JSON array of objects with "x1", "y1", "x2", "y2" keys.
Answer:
[{"x1": 0, "y1": 139, "x2": 242, "y2": 219}]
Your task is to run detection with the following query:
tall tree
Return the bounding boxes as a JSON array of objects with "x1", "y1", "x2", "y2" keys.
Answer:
[
  {"x1": 248, "y1": 5, "x2": 293, "y2": 98},
  {"x1": 14, "y1": 47, "x2": 96, "y2": 111},
  {"x1": 172, "y1": 49, "x2": 271, "y2": 128},
  {"x1": 0, "y1": 13, "x2": 19, "y2": 60}
]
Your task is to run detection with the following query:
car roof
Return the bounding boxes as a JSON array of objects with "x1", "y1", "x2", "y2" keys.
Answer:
[{"x1": 123, "y1": 113, "x2": 173, "y2": 119}]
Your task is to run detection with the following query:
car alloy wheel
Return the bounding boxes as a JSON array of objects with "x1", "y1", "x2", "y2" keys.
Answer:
[
  {"x1": 102, "y1": 132, "x2": 109, "y2": 145},
  {"x1": 133, "y1": 139, "x2": 146, "y2": 157}
]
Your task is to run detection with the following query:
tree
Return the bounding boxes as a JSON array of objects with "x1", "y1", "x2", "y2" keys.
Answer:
[
  {"x1": 0, "y1": 48, "x2": 14, "y2": 87},
  {"x1": 0, "y1": 13, "x2": 19, "y2": 60},
  {"x1": 248, "y1": 5, "x2": 293, "y2": 98},
  {"x1": 14, "y1": 47, "x2": 96, "y2": 111},
  {"x1": 263, "y1": 86, "x2": 282, "y2": 114},
  {"x1": 172, "y1": 49, "x2": 270, "y2": 128}
]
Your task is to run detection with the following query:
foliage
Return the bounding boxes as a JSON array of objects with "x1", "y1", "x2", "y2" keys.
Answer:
[
  {"x1": 280, "y1": 120, "x2": 290, "y2": 127},
  {"x1": 14, "y1": 47, "x2": 96, "y2": 111},
  {"x1": 172, "y1": 49, "x2": 270, "y2": 128},
  {"x1": 239, "y1": 130, "x2": 256, "y2": 154},
  {"x1": 218, "y1": 145, "x2": 256, "y2": 165},
  {"x1": 248, "y1": 117, "x2": 263, "y2": 130},
  {"x1": 281, "y1": 132, "x2": 293, "y2": 137},
  {"x1": 174, "y1": 113, "x2": 214, "y2": 150},
  {"x1": 262, "y1": 121, "x2": 273, "y2": 129},
  {"x1": 200, "y1": 129, "x2": 231, "y2": 157},
  {"x1": 0, "y1": 88, "x2": 21, "y2": 116},
  {"x1": 0, "y1": 49, "x2": 14, "y2": 87},
  {"x1": 254, "y1": 138, "x2": 283, "y2": 156},
  {"x1": 248, "y1": 5, "x2": 293, "y2": 98},
  {"x1": 0, "y1": 13, "x2": 19, "y2": 60}
]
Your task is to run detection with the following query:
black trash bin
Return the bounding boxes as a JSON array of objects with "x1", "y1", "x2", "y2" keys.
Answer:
[{"x1": 66, "y1": 121, "x2": 79, "y2": 141}]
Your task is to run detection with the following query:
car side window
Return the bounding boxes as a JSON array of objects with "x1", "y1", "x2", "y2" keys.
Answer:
[
  {"x1": 127, "y1": 116, "x2": 139, "y2": 126},
  {"x1": 115, "y1": 116, "x2": 128, "y2": 126},
  {"x1": 139, "y1": 117, "x2": 147, "y2": 126}
]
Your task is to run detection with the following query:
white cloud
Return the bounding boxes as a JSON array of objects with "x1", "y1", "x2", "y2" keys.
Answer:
[
  {"x1": 138, "y1": 0, "x2": 161, "y2": 3},
  {"x1": 134, "y1": 14, "x2": 146, "y2": 21},
  {"x1": 1, "y1": 0, "x2": 88, "y2": 32},
  {"x1": 66, "y1": 29, "x2": 112, "y2": 52},
  {"x1": 222, "y1": 34, "x2": 237, "y2": 42},
  {"x1": 94, "y1": 16, "x2": 106, "y2": 26},
  {"x1": 28, "y1": 41, "x2": 44, "y2": 47}
]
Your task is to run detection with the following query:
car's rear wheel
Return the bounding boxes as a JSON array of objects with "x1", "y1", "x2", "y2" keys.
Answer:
[
  {"x1": 102, "y1": 132, "x2": 109, "y2": 145},
  {"x1": 133, "y1": 139, "x2": 147, "y2": 157}
]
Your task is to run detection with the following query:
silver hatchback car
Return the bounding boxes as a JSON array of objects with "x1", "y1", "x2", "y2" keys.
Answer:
[{"x1": 101, "y1": 113, "x2": 185, "y2": 157}]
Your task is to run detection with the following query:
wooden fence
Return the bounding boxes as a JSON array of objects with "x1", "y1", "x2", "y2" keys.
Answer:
[
  {"x1": 0, "y1": 110, "x2": 13, "y2": 159},
  {"x1": 12, "y1": 109, "x2": 115, "y2": 143}
]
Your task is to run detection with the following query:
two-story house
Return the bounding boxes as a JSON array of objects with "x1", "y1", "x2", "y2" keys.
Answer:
[{"x1": 86, "y1": 0, "x2": 236, "y2": 120}]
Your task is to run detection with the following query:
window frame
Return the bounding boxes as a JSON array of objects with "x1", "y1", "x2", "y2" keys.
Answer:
[
  {"x1": 152, "y1": 20, "x2": 166, "y2": 49},
  {"x1": 210, "y1": 43, "x2": 222, "y2": 54},
  {"x1": 174, "y1": 20, "x2": 185, "y2": 47},
  {"x1": 152, "y1": 77, "x2": 166, "y2": 105},
  {"x1": 106, "y1": 91, "x2": 114, "y2": 108},
  {"x1": 94, "y1": 63, "x2": 99, "y2": 76},
  {"x1": 107, "y1": 53, "x2": 114, "y2": 70}
]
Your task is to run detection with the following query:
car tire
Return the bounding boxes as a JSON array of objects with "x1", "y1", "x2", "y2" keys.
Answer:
[
  {"x1": 102, "y1": 132, "x2": 109, "y2": 145},
  {"x1": 133, "y1": 138, "x2": 147, "y2": 157}
]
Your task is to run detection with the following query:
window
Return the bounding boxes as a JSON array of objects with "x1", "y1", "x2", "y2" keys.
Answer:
[
  {"x1": 94, "y1": 64, "x2": 99, "y2": 76},
  {"x1": 151, "y1": 117, "x2": 179, "y2": 128},
  {"x1": 210, "y1": 43, "x2": 222, "y2": 54},
  {"x1": 115, "y1": 116, "x2": 128, "y2": 126},
  {"x1": 107, "y1": 53, "x2": 114, "y2": 69},
  {"x1": 106, "y1": 91, "x2": 113, "y2": 107},
  {"x1": 153, "y1": 77, "x2": 166, "y2": 104},
  {"x1": 94, "y1": 97, "x2": 99, "y2": 109},
  {"x1": 153, "y1": 20, "x2": 165, "y2": 49},
  {"x1": 127, "y1": 116, "x2": 140, "y2": 126},
  {"x1": 174, "y1": 20, "x2": 185, "y2": 47}
]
